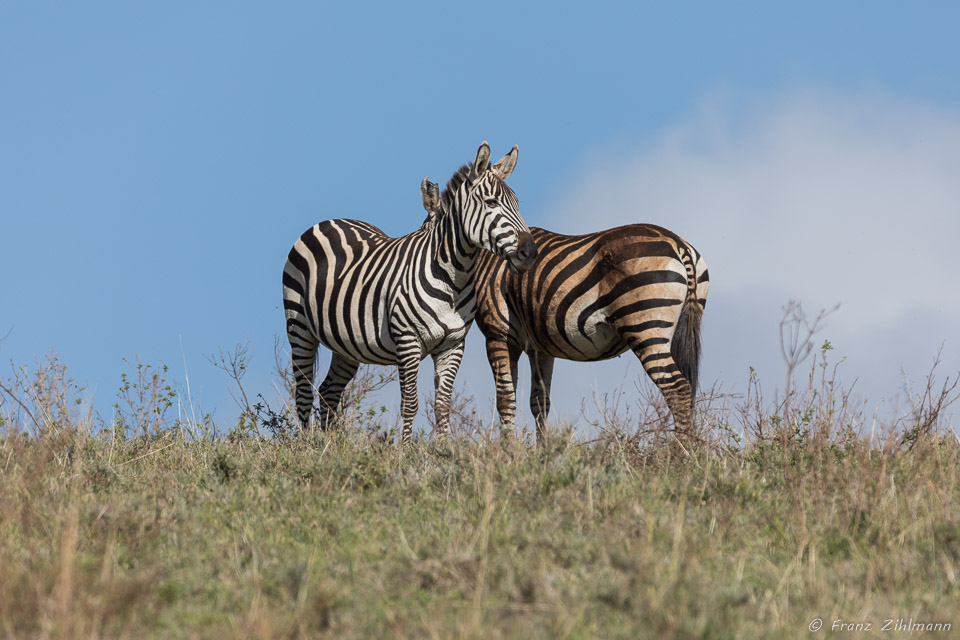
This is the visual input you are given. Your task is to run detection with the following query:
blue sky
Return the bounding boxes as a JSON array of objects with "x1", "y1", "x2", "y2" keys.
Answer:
[{"x1": 2, "y1": 2, "x2": 959, "y2": 433}]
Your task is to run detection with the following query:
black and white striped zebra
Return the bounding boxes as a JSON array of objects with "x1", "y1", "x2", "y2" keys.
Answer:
[
  {"x1": 282, "y1": 142, "x2": 536, "y2": 442},
  {"x1": 421, "y1": 186, "x2": 709, "y2": 443}
]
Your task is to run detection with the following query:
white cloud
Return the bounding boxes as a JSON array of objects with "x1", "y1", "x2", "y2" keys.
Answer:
[{"x1": 532, "y1": 90, "x2": 960, "y2": 425}]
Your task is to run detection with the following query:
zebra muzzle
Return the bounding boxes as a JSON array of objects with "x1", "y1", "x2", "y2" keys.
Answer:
[{"x1": 507, "y1": 233, "x2": 537, "y2": 273}]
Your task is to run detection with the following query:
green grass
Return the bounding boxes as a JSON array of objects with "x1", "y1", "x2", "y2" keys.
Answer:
[
  {"x1": 1, "y1": 425, "x2": 958, "y2": 639},
  {"x1": 2, "y1": 335, "x2": 958, "y2": 638}
]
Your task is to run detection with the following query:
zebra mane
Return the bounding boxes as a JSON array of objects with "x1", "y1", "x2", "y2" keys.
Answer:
[
  {"x1": 439, "y1": 163, "x2": 508, "y2": 211},
  {"x1": 439, "y1": 164, "x2": 470, "y2": 215},
  {"x1": 418, "y1": 161, "x2": 507, "y2": 231}
]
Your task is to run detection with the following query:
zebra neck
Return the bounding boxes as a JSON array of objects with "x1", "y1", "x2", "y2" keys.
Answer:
[{"x1": 428, "y1": 211, "x2": 479, "y2": 294}]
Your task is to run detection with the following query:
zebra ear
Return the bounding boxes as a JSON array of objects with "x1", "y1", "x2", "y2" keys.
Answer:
[
  {"x1": 469, "y1": 141, "x2": 491, "y2": 182},
  {"x1": 492, "y1": 145, "x2": 518, "y2": 179},
  {"x1": 420, "y1": 177, "x2": 441, "y2": 220}
]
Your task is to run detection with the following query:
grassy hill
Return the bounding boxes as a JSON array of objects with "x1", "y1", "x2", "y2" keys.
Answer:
[{"x1": 1, "y1": 345, "x2": 958, "y2": 638}]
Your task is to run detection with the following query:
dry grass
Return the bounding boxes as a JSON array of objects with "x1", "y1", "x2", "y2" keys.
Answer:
[
  {"x1": 1, "y1": 423, "x2": 958, "y2": 639},
  {"x1": 1, "y1": 305, "x2": 958, "y2": 638}
]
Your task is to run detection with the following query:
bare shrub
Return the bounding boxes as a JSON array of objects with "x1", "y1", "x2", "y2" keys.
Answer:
[
  {"x1": 899, "y1": 347, "x2": 960, "y2": 450},
  {"x1": 693, "y1": 380, "x2": 740, "y2": 451},
  {"x1": 778, "y1": 300, "x2": 840, "y2": 431},
  {"x1": 424, "y1": 384, "x2": 488, "y2": 445},
  {"x1": 0, "y1": 352, "x2": 87, "y2": 436},
  {"x1": 272, "y1": 334, "x2": 296, "y2": 407},
  {"x1": 581, "y1": 374, "x2": 669, "y2": 449},
  {"x1": 206, "y1": 340, "x2": 267, "y2": 440},
  {"x1": 206, "y1": 341, "x2": 255, "y2": 428},
  {"x1": 336, "y1": 364, "x2": 399, "y2": 437},
  {"x1": 112, "y1": 358, "x2": 177, "y2": 440},
  {"x1": 736, "y1": 300, "x2": 869, "y2": 450},
  {"x1": 581, "y1": 365, "x2": 737, "y2": 457}
]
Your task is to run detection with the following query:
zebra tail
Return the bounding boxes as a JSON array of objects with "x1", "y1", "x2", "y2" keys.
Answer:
[{"x1": 670, "y1": 294, "x2": 703, "y2": 398}]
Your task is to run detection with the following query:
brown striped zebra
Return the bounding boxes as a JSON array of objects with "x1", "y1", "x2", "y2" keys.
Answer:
[
  {"x1": 283, "y1": 143, "x2": 536, "y2": 443},
  {"x1": 422, "y1": 183, "x2": 709, "y2": 443}
]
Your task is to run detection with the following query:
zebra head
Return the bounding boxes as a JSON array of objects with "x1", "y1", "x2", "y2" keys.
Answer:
[{"x1": 445, "y1": 142, "x2": 537, "y2": 273}]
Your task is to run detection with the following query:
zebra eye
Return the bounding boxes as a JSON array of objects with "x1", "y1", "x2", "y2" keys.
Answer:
[{"x1": 484, "y1": 198, "x2": 500, "y2": 208}]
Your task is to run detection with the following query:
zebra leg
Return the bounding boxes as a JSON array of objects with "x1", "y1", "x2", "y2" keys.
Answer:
[
  {"x1": 395, "y1": 335, "x2": 423, "y2": 444},
  {"x1": 620, "y1": 330, "x2": 694, "y2": 434},
  {"x1": 315, "y1": 353, "x2": 360, "y2": 429},
  {"x1": 485, "y1": 336, "x2": 521, "y2": 437},
  {"x1": 289, "y1": 335, "x2": 320, "y2": 430},
  {"x1": 431, "y1": 342, "x2": 465, "y2": 440},
  {"x1": 528, "y1": 351, "x2": 555, "y2": 445}
]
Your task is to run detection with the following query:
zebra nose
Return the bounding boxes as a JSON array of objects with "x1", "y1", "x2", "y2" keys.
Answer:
[{"x1": 517, "y1": 236, "x2": 536, "y2": 263}]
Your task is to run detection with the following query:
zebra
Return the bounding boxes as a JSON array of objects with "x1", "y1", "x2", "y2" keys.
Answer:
[
  {"x1": 282, "y1": 142, "x2": 537, "y2": 443},
  {"x1": 421, "y1": 184, "x2": 709, "y2": 443}
]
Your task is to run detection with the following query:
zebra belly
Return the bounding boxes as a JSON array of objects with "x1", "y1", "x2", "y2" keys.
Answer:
[
  {"x1": 314, "y1": 331, "x2": 398, "y2": 366},
  {"x1": 525, "y1": 316, "x2": 628, "y2": 362},
  {"x1": 308, "y1": 296, "x2": 400, "y2": 365}
]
